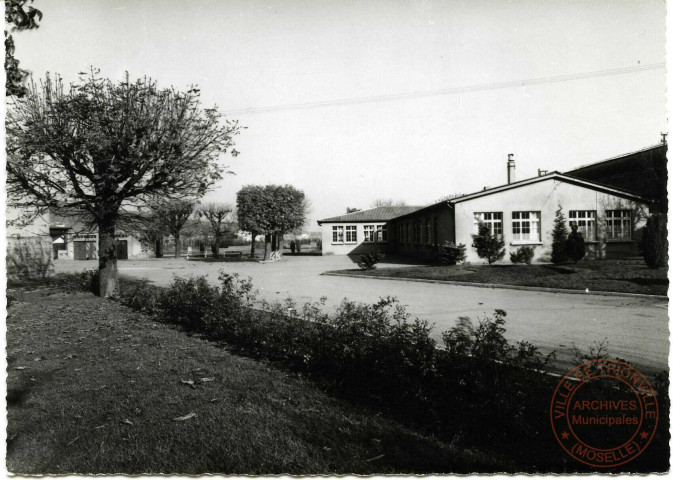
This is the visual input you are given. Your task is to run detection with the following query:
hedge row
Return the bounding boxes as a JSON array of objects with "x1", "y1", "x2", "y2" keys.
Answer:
[{"x1": 52, "y1": 270, "x2": 670, "y2": 472}]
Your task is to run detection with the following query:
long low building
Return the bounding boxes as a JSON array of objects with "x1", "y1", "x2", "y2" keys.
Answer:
[{"x1": 317, "y1": 144, "x2": 662, "y2": 263}]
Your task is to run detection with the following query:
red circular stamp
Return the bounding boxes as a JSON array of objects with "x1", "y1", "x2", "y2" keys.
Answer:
[{"x1": 550, "y1": 359, "x2": 658, "y2": 468}]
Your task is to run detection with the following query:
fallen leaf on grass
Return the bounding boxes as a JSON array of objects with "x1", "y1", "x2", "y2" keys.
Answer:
[
  {"x1": 209, "y1": 398, "x2": 220, "y2": 403},
  {"x1": 120, "y1": 419, "x2": 134, "y2": 426},
  {"x1": 365, "y1": 454, "x2": 385, "y2": 463},
  {"x1": 13, "y1": 366, "x2": 27, "y2": 370},
  {"x1": 200, "y1": 377, "x2": 215, "y2": 383},
  {"x1": 67, "y1": 436, "x2": 80, "y2": 446},
  {"x1": 173, "y1": 412, "x2": 197, "y2": 422},
  {"x1": 8, "y1": 434, "x2": 18, "y2": 441},
  {"x1": 181, "y1": 379, "x2": 196, "y2": 389}
]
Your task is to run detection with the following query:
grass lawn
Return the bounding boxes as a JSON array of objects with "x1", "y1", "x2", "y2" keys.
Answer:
[
  {"x1": 331, "y1": 258, "x2": 668, "y2": 296},
  {"x1": 6, "y1": 287, "x2": 497, "y2": 475}
]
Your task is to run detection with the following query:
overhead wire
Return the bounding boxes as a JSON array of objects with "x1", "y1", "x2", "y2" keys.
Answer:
[{"x1": 222, "y1": 63, "x2": 664, "y2": 116}]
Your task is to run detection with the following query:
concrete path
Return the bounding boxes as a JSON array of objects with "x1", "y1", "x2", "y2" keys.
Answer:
[{"x1": 53, "y1": 255, "x2": 669, "y2": 375}]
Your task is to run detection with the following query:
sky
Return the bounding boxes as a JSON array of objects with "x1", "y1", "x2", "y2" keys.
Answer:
[{"x1": 12, "y1": 0, "x2": 667, "y2": 230}]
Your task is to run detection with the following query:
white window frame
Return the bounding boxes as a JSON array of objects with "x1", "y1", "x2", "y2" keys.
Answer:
[
  {"x1": 345, "y1": 225, "x2": 357, "y2": 244},
  {"x1": 512, "y1": 211, "x2": 541, "y2": 243},
  {"x1": 363, "y1": 225, "x2": 375, "y2": 243},
  {"x1": 569, "y1": 210, "x2": 596, "y2": 241},
  {"x1": 375, "y1": 225, "x2": 388, "y2": 243},
  {"x1": 332, "y1": 225, "x2": 344, "y2": 244},
  {"x1": 474, "y1": 212, "x2": 503, "y2": 238},
  {"x1": 606, "y1": 210, "x2": 632, "y2": 240}
]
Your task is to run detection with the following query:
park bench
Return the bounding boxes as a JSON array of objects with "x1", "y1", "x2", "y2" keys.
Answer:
[{"x1": 224, "y1": 250, "x2": 243, "y2": 258}]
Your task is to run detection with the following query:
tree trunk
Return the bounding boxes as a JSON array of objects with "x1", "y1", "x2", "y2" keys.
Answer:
[
  {"x1": 97, "y1": 218, "x2": 118, "y2": 298},
  {"x1": 263, "y1": 233, "x2": 271, "y2": 260},
  {"x1": 174, "y1": 233, "x2": 180, "y2": 258},
  {"x1": 155, "y1": 236, "x2": 163, "y2": 258},
  {"x1": 250, "y1": 232, "x2": 257, "y2": 258},
  {"x1": 214, "y1": 231, "x2": 221, "y2": 258},
  {"x1": 271, "y1": 234, "x2": 277, "y2": 252}
]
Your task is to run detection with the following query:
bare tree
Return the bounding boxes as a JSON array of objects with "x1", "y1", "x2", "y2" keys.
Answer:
[
  {"x1": 6, "y1": 71, "x2": 241, "y2": 296},
  {"x1": 155, "y1": 199, "x2": 197, "y2": 258},
  {"x1": 197, "y1": 203, "x2": 234, "y2": 258},
  {"x1": 371, "y1": 198, "x2": 407, "y2": 208}
]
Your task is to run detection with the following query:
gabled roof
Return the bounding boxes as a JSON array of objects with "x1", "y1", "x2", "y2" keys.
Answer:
[
  {"x1": 447, "y1": 172, "x2": 648, "y2": 205},
  {"x1": 317, "y1": 206, "x2": 424, "y2": 225},
  {"x1": 392, "y1": 172, "x2": 650, "y2": 222}
]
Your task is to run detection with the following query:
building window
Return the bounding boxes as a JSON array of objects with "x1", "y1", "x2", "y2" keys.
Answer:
[
  {"x1": 415, "y1": 221, "x2": 422, "y2": 244},
  {"x1": 433, "y1": 217, "x2": 438, "y2": 245},
  {"x1": 512, "y1": 211, "x2": 541, "y2": 242},
  {"x1": 345, "y1": 225, "x2": 357, "y2": 243},
  {"x1": 364, "y1": 225, "x2": 375, "y2": 243},
  {"x1": 332, "y1": 226, "x2": 344, "y2": 244},
  {"x1": 474, "y1": 212, "x2": 503, "y2": 237},
  {"x1": 569, "y1": 210, "x2": 596, "y2": 241},
  {"x1": 606, "y1": 210, "x2": 631, "y2": 240},
  {"x1": 398, "y1": 224, "x2": 404, "y2": 244},
  {"x1": 375, "y1": 225, "x2": 387, "y2": 243},
  {"x1": 425, "y1": 219, "x2": 431, "y2": 244}
]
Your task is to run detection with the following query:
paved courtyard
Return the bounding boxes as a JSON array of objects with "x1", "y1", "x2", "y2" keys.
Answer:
[{"x1": 54, "y1": 255, "x2": 669, "y2": 375}]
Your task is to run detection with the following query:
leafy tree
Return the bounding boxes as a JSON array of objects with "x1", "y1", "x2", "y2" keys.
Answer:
[
  {"x1": 551, "y1": 206, "x2": 569, "y2": 264},
  {"x1": 471, "y1": 222, "x2": 505, "y2": 265},
  {"x1": 236, "y1": 185, "x2": 270, "y2": 258},
  {"x1": 262, "y1": 185, "x2": 307, "y2": 260},
  {"x1": 197, "y1": 203, "x2": 234, "y2": 258},
  {"x1": 155, "y1": 199, "x2": 196, "y2": 258},
  {"x1": 566, "y1": 223, "x2": 586, "y2": 264},
  {"x1": 237, "y1": 184, "x2": 306, "y2": 260},
  {"x1": 640, "y1": 214, "x2": 668, "y2": 268},
  {"x1": 6, "y1": 71, "x2": 241, "y2": 296},
  {"x1": 5, "y1": 0, "x2": 42, "y2": 97}
]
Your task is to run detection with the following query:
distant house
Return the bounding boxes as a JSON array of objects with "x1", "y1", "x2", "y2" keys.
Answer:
[
  {"x1": 318, "y1": 146, "x2": 656, "y2": 263},
  {"x1": 7, "y1": 208, "x2": 145, "y2": 261},
  {"x1": 317, "y1": 206, "x2": 423, "y2": 255}
]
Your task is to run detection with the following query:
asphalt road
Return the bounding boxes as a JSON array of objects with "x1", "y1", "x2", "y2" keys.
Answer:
[{"x1": 54, "y1": 255, "x2": 669, "y2": 375}]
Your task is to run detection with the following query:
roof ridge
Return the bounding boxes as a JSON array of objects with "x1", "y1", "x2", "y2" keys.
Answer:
[{"x1": 567, "y1": 143, "x2": 665, "y2": 172}]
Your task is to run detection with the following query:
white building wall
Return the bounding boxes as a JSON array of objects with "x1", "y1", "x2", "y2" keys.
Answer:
[
  {"x1": 320, "y1": 222, "x2": 389, "y2": 255},
  {"x1": 453, "y1": 179, "x2": 648, "y2": 263}
]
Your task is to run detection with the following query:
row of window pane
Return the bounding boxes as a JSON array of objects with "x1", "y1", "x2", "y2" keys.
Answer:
[
  {"x1": 473, "y1": 210, "x2": 631, "y2": 241},
  {"x1": 399, "y1": 217, "x2": 439, "y2": 244},
  {"x1": 332, "y1": 225, "x2": 386, "y2": 243}
]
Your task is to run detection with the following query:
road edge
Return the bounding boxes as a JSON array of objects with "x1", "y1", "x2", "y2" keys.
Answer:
[{"x1": 321, "y1": 271, "x2": 669, "y2": 301}]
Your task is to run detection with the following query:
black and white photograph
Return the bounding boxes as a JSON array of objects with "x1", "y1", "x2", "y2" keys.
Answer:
[{"x1": 4, "y1": 0, "x2": 670, "y2": 474}]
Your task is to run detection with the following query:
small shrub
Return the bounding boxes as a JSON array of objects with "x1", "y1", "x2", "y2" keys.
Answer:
[
  {"x1": 551, "y1": 206, "x2": 569, "y2": 264},
  {"x1": 439, "y1": 241, "x2": 466, "y2": 265},
  {"x1": 157, "y1": 275, "x2": 220, "y2": 331},
  {"x1": 509, "y1": 246, "x2": 534, "y2": 264},
  {"x1": 566, "y1": 223, "x2": 586, "y2": 264},
  {"x1": 471, "y1": 222, "x2": 505, "y2": 265},
  {"x1": 290, "y1": 240, "x2": 296, "y2": 254},
  {"x1": 640, "y1": 214, "x2": 668, "y2": 268},
  {"x1": 51, "y1": 269, "x2": 98, "y2": 293},
  {"x1": 296, "y1": 239, "x2": 302, "y2": 253},
  {"x1": 358, "y1": 251, "x2": 383, "y2": 270}
]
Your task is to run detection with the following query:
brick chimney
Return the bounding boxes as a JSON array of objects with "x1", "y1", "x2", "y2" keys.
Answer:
[{"x1": 507, "y1": 154, "x2": 516, "y2": 184}]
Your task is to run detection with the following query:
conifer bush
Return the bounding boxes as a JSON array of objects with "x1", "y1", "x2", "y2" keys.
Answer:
[
  {"x1": 471, "y1": 222, "x2": 505, "y2": 265},
  {"x1": 640, "y1": 214, "x2": 668, "y2": 269},
  {"x1": 566, "y1": 223, "x2": 586, "y2": 264},
  {"x1": 551, "y1": 206, "x2": 569, "y2": 264}
]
